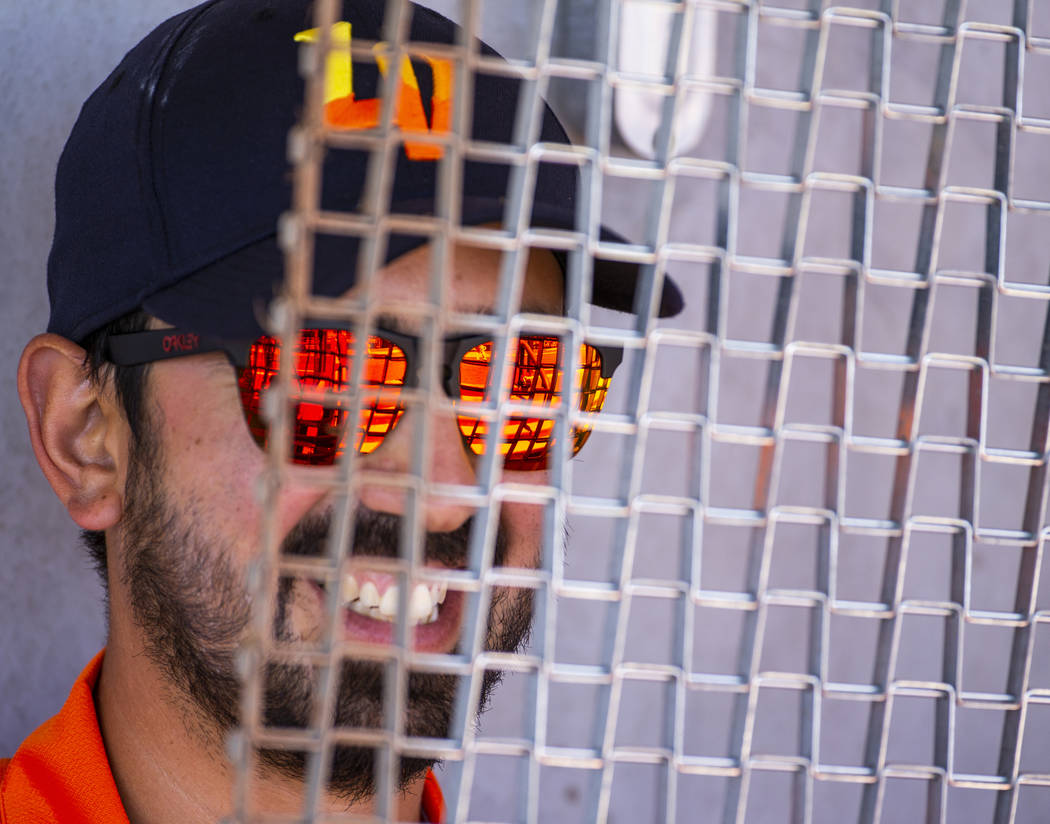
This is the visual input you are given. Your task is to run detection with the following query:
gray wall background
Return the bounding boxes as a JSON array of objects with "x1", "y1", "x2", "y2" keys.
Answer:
[
  {"x1": 0, "y1": 0, "x2": 191, "y2": 746},
  {"x1": 3, "y1": 1, "x2": 1049, "y2": 822}
]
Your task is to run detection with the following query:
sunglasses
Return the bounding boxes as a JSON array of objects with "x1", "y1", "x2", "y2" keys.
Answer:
[{"x1": 105, "y1": 326, "x2": 622, "y2": 471}]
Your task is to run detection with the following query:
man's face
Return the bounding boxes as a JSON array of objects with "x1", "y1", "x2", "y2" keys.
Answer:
[{"x1": 110, "y1": 241, "x2": 564, "y2": 800}]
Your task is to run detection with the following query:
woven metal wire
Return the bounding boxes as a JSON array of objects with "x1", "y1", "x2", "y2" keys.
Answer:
[{"x1": 226, "y1": 1, "x2": 1050, "y2": 822}]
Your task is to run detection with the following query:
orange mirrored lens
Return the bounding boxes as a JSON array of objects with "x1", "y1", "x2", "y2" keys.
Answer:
[
  {"x1": 457, "y1": 336, "x2": 611, "y2": 470},
  {"x1": 237, "y1": 330, "x2": 407, "y2": 465}
]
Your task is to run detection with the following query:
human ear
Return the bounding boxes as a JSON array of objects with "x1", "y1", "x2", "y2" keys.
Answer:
[{"x1": 17, "y1": 333, "x2": 127, "y2": 530}]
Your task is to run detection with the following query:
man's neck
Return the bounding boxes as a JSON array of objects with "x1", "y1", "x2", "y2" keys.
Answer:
[{"x1": 95, "y1": 634, "x2": 426, "y2": 823}]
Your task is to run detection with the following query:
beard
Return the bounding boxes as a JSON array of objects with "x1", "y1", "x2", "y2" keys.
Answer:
[{"x1": 114, "y1": 432, "x2": 534, "y2": 804}]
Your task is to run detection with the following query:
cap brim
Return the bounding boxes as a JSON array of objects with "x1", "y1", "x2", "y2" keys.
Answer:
[{"x1": 144, "y1": 212, "x2": 684, "y2": 340}]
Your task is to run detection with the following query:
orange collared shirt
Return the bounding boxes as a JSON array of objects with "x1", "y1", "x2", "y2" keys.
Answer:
[{"x1": 1, "y1": 651, "x2": 445, "y2": 823}]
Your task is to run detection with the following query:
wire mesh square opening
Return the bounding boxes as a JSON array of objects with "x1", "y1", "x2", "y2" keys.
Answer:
[
  {"x1": 885, "y1": 688, "x2": 952, "y2": 769},
  {"x1": 740, "y1": 761, "x2": 810, "y2": 824},
  {"x1": 757, "y1": 600, "x2": 824, "y2": 677},
  {"x1": 977, "y1": 458, "x2": 1039, "y2": 538},
  {"x1": 818, "y1": 13, "x2": 884, "y2": 98},
  {"x1": 536, "y1": 764, "x2": 601, "y2": 823},
  {"x1": 951, "y1": 701, "x2": 1016, "y2": 780},
  {"x1": 944, "y1": 785, "x2": 1001, "y2": 824},
  {"x1": 967, "y1": 540, "x2": 1037, "y2": 619},
  {"x1": 900, "y1": 525, "x2": 965, "y2": 605},
  {"x1": 827, "y1": 610, "x2": 884, "y2": 691},
  {"x1": 811, "y1": 779, "x2": 866, "y2": 824},
  {"x1": 766, "y1": 515, "x2": 830, "y2": 594},
  {"x1": 780, "y1": 349, "x2": 848, "y2": 429},
  {"x1": 915, "y1": 361, "x2": 982, "y2": 441},
  {"x1": 622, "y1": 592, "x2": 688, "y2": 667},
  {"x1": 886, "y1": 34, "x2": 947, "y2": 112},
  {"x1": 842, "y1": 450, "x2": 899, "y2": 534},
  {"x1": 1021, "y1": 48, "x2": 1050, "y2": 120},
  {"x1": 1018, "y1": 699, "x2": 1050, "y2": 776},
  {"x1": 645, "y1": 330, "x2": 713, "y2": 416},
  {"x1": 610, "y1": 675, "x2": 675, "y2": 750},
  {"x1": 749, "y1": 680, "x2": 816, "y2": 761},
  {"x1": 752, "y1": 15, "x2": 816, "y2": 97},
  {"x1": 800, "y1": 182, "x2": 868, "y2": 264},
  {"x1": 954, "y1": 28, "x2": 1020, "y2": 111},
  {"x1": 1004, "y1": 207, "x2": 1050, "y2": 291},
  {"x1": 733, "y1": 186, "x2": 802, "y2": 264},
  {"x1": 878, "y1": 114, "x2": 938, "y2": 191},
  {"x1": 935, "y1": 194, "x2": 1003, "y2": 278},
  {"x1": 771, "y1": 433, "x2": 840, "y2": 511},
  {"x1": 910, "y1": 444, "x2": 977, "y2": 522},
  {"x1": 926, "y1": 279, "x2": 992, "y2": 359},
  {"x1": 811, "y1": 99, "x2": 876, "y2": 179},
  {"x1": 465, "y1": 753, "x2": 530, "y2": 822},
  {"x1": 817, "y1": 692, "x2": 875, "y2": 772},
  {"x1": 708, "y1": 437, "x2": 769, "y2": 512},
  {"x1": 683, "y1": 685, "x2": 741, "y2": 760},
  {"x1": 666, "y1": 165, "x2": 730, "y2": 250},
  {"x1": 850, "y1": 364, "x2": 909, "y2": 441},
  {"x1": 542, "y1": 678, "x2": 606, "y2": 751},
  {"x1": 1014, "y1": 782, "x2": 1050, "y2": 824},
  {"x1": 692, "y1": 603, "x2": 750, "y2": 680},
  {"x1": 833, "y1": 529, "x2": 894, "y2": 609},
  {"x1": 858, "y1": 275, "x2": 923, "y2": 357},
  {"x1": 629, "y1": 509, "x2": 695, "y2": 585},
  {"x1": 892, "y1": 610, "x2": 960, "y2": 686},
  {"x1": 475, "y1": 668, "x2": 538, "y2": 742},
  {"x1": 1023, "y1": 619, "x2": 1050, "y2": 693},
  {"x1": 790, "y1": 266, "x2": 858, "y2": 347},
  {"x1": 697, "y1": 520, "x2": 763, "y2": 596},
  {"x1": 686, "y1": 84, "x2": 740, "y2": 166},
  {"x1": 869, "y1": 196, "x2": 932, "y2": 279},
  {"x1": 552, "y1": 596, "x2": 616, "y2": 669},
  {"x1": 992, "y1": 292, "x2": 1050, "y2": 371},
  {"x1": 716, "y1": 350, "x2": 775, "y2": 427},
  {"x1": 944, "y1": 112, "x2": 1010, "y2": 194},
  {"x1": 960, "y1": 620, "x2": 1022, "y2": 699},
  {"x1": 638, "y1": 424, "x2": 703, "y2": 500},
  {"x1": 605, "y1": 759, "x2": 673, "y2": 823},
  {"x1": 875, "y1": 771, "x2": 947, "y2": 824},
  {"x1": 742, "y1": 103, "x2": 808, "y2": 179}
]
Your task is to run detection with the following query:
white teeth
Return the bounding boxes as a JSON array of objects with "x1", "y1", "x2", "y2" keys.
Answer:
[
  {"x1": 340, "y1": 575, "x2": 360, "y2": 605},
  {"x1": 359, "y1": 581, "x2": 380, "y2": 609},
  {"x1": 410, "y1": 584, "x2": 434, "y2": 623},
  {"x1": 341, "y1": 574, "x2": 446, "y2": 626},
  {"x1": 379, "y1": 586, "x2": 398, "y2": 618}
]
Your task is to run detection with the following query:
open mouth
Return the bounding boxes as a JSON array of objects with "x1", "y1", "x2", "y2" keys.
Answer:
[
  {"x1": 307, "y1": 565, "x2": 465, "y2": 652},
  {"x1": 341, "y1": 571, "x2": 448, "y2": 626}
]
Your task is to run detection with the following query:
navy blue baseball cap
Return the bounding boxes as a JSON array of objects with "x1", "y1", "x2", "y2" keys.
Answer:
[{"x1": 46, "y1": 0, "x2": 683, "y2": 343}]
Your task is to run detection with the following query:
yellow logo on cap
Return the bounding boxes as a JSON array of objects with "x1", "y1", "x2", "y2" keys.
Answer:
[{"x1": 294, "y1": 22, "x2": 452, "y2": 160}]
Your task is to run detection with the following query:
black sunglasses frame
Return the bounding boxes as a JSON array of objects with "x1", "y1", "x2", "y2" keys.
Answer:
[{"x1": 104, "y1": 326, "x2": 624, "y2": 401}]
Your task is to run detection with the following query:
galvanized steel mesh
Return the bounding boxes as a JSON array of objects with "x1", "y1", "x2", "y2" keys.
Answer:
[{"x1": 229, "y1": 1, "x2": 1050, "y2": 821}]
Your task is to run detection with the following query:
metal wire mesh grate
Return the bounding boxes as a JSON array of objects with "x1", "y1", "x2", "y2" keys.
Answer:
[{"x1": 228, "y1": 1, "x2": 1050, "y2": 821}]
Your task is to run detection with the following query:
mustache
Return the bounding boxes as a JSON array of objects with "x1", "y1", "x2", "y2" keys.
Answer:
[{"x1": 280, "y1": 507, "x2": 508, "y2": 569}]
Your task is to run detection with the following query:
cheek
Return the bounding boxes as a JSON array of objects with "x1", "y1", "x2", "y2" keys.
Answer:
[
  {"x1": 498, "y1": 491, "x2": 548, "y2": 570},
  {"x1": 496, "y1": 468, "x2": 557, "y2": 569},
  {"x1": 156, "y1": 377, "x2": 326, "y2": 561}
]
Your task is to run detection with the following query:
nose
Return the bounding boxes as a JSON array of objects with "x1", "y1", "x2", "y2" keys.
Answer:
[{"x1": 354, "y1": 394, "x2": 479, "y2": 533}]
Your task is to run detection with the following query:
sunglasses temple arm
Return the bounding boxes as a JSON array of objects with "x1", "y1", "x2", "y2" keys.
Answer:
[{"x1": 104, "y1": 329, "x2": 239, "y2": 367}]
